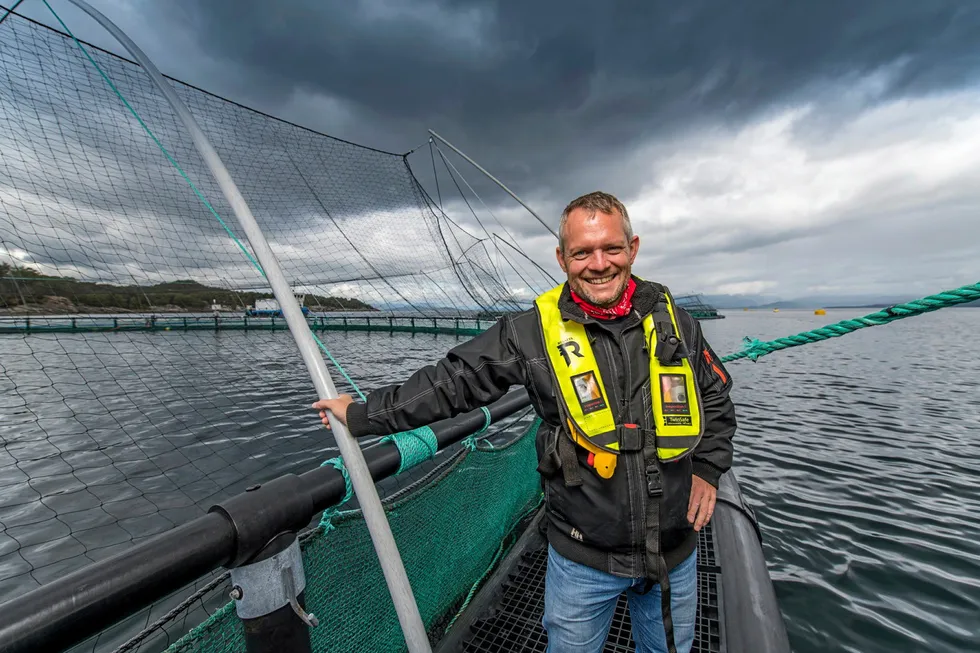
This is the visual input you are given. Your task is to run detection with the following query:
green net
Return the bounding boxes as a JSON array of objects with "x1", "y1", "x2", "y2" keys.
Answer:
[{"x1": 166, "y1": 417, "x2": 543, "y2": 653}]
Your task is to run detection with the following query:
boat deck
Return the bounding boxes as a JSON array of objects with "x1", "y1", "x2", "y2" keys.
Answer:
[{"x1": 441, "y1": 513, "x2": 723, "y2": 653}]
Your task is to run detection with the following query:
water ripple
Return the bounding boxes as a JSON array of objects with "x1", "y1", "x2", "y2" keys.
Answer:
[
  {"x1": 709, "y1": 309, "x2": 980, "y2": 653},
  {"x1": 1, "y1": 311, "x2": 979, "y2": 651}
]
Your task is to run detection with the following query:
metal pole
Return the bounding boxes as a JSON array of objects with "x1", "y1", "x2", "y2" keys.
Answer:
[
  {"x1": 60, "y1": 2, "x2": 431, "y2": 651},
  {"x1": 427, "y1": 129, "x2": 559, "y2": 239}
]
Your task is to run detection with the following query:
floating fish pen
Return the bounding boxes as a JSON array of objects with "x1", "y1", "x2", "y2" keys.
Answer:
[{"x1": 674, "y1": 295, "x2": 725, "y2": 320}]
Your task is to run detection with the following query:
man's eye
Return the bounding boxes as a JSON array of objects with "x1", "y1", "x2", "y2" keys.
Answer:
[{"x1": 573, "y1": 252, "x2": 589, "y2": 260}]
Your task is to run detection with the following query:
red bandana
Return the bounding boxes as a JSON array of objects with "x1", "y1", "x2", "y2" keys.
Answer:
[{"x1": 570, "y1": 278, "x2": 636, "y2": 320}]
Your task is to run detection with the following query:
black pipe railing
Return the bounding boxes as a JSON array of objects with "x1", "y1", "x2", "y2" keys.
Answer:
[{"x1": 0, "y1": 388, "x2": 533, "y2": 653}]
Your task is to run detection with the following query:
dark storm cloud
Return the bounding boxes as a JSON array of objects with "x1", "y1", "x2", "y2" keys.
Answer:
[
  {"x1": 5, "y1": 1, "x2": 980, "y2": 301},
  {"x1": 148, "y1": 0, "x2": 980, "y2": 209}
]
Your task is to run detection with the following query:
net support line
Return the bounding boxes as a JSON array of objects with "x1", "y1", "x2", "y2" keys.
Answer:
[
  {"x1": 404, "y1": 167, "x2": 498, "y2": 314},
  {"x1": 428, "y1": 129, "x2": 558, "y2": 239},
  {"x1": 493, "y1": 234, "x2": 560, "y2": 287},
  {"x1": 432, "y1": 140, "x2": 528, "y2": 259},
  {"x1": 55, "y1": 2, "x2": 432, "y2": 652},
  {"x1": 278, "y1": 140, "x2": 427, "y2": 315},
  {"x1": 0, "y1": 0, "x2": 25, "y2": 27},
  {"x1": 432, "y1": 142, "x2": 514, "y2": 288}
]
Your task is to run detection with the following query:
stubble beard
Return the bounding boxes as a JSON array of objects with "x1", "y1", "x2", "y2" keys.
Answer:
[{"x1": 574, "y1": 267, "x2": 630, "y2": 308}]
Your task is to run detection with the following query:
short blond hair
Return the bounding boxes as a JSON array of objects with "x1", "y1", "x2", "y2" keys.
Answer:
[{"x1": 558, "y1": 191, "x2": 633, "y2": 254}]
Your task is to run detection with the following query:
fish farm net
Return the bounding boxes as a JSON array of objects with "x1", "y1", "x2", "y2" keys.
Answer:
[
  {"x1": 160, "y1": 419, "x2": 542, "y2": 653},
  {"x1": 0, "y1": 7, "x2": 553, "y2": 651}
]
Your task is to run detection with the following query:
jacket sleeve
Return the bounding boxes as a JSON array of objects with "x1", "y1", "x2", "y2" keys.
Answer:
[
  {"x1": 683, "y1": 313, "x2": 737, "y2": 487},
  {"x1": 345, "y1": 315, "x2": 528, "y2": 438}
]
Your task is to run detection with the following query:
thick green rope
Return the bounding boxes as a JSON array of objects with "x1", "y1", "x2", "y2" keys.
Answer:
[
  {"x1": 45, "y1": 1, "x2": 365, "y2": 400},
  {"x1": 317, "y1": 457, "x2": 354, "y2": 531},
  {"x1": 721, "y1": 281, "x2": 980, "y2": 363},
  {"x1": 381, "y1": 427, "x2": 439, "y2": 474},
  {"x1": 316, "y1": 426, "x2": 440, "y2": 530},
  {"x1": 317, "y1": 408, "x2": 496, "y2": 528},
  {"x1": 462, "y1": 407, "x2": 493, "y2": 451}
]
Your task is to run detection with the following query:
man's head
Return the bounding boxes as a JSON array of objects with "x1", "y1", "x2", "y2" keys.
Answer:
[{"x1": 556, "y1": 191, "x2": 640, "y2": 307}]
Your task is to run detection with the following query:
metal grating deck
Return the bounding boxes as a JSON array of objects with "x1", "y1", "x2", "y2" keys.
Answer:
[{"x1": 461, "y1": 523, "x2": 722, "y2": 653}]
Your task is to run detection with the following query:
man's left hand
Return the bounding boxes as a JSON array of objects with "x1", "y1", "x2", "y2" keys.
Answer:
[{"x1": 687, "y1": 475, "x2": 717, "y2": 532}]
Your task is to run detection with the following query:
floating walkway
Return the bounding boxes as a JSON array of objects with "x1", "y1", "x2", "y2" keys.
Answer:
[
  {"x1": 436, "y1": 469, "x2": 789, "y2": 653},
  {"x1": 0, "y1": 305, "x2": 732, "y2": 336},
  {"x1": 0, "y1": 314, "x2": 489, "y2": 337}
]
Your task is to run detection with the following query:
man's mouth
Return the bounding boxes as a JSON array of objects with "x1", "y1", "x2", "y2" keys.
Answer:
[{"x1": 585, "y1": 274, "x2": 616, "y2": 285}]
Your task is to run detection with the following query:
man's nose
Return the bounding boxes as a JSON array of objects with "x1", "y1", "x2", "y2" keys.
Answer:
[{"x1": 588, "y1": 251, "x2": 608, "y2": 269}]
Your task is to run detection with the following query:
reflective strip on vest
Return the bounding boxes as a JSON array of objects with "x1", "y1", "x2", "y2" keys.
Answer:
[{"x1": 535, "y1": 283, "x2": 703, "y2": 463}]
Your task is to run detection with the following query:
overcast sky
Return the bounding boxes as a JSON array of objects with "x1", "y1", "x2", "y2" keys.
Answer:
[{"x1": 5, "y1": 0, "x2": 980, "y2": 300}]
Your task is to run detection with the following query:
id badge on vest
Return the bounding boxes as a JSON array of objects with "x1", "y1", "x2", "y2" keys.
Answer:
[
  {"x1": 659, "y1": 373, "x2": 693, "y2": 426},
  {"x1": 571, "y1": 371, "x2": 608, "y2": 415}
]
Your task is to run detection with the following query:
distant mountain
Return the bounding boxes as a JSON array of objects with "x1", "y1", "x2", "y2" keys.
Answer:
[
  {"x1": 694, "y1": 294, "x2": 780, "y2": 309},
  {"x1": 692, "y1": 293, "x2": 980, "y2": 310}
]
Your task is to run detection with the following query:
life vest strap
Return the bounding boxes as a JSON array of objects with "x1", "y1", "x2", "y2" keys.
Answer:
[
  {"x1": 652, "y1": 298, "x2": 687, "y2": 365},
  {"x1": 557, "y1": 433, "x2": 584, "y2": 486}
]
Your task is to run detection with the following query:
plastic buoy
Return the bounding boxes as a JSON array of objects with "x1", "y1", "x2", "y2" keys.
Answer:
[{"x1": 814, "y1": 309, "x2": 826, "y2": 315}]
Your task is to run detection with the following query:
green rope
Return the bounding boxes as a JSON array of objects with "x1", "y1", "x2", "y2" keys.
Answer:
[
  {"x1": 319, "y1": 406, "x2": 495, "y2": 526},
  {"x1": 46, "y1": 1, "x2": 365, "y2": 399},
  {"x1": 462, "y1": 406, "x2": 493, "y2": 451},
  {"x1": 721, "y1": 281, "x2": 980, "y2": 363},
  {"x1": 380, "y1": 427, "x2": 439, "y2": 474},
  {"x1": 317, "y1": 457, "x2": 353, "y2": 531},
  {"x1": 312, "y1": 333, "x2": 366, "y2": 400}
]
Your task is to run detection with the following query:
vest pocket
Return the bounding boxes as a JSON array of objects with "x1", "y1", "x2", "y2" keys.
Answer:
[{"x1": 544, "y1": 456, "x2": 633, "y2": 552}]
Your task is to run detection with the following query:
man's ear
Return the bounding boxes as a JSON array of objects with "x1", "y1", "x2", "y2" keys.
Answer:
[
  {"x1": 556, "y1": 246, "x2": 567, "y2": 274},
  {"x1": 628, "y1": 235, "x2": 640, "y2": 264}
]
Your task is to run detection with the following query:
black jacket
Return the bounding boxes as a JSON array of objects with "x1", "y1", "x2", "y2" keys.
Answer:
[{"x1": 346, "y1": 277, "x2": 736, "y2": 580}]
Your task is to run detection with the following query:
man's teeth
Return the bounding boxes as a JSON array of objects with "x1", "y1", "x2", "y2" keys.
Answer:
[{"x1": 586, "y1": 275, "x2": 615, "y2": 284}]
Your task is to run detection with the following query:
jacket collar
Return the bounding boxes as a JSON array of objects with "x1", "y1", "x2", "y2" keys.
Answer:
[{"x1": 557, "y1": 275, "x2": 663, "y2": 326}]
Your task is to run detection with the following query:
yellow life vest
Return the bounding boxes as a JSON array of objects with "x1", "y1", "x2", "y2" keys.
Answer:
[{"x1": 534, "y1": 282, "x2": 703, "y2": 479}]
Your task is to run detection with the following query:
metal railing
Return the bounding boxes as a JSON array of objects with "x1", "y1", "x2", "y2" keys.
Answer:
[{"x1": 0, "y1": 314, "x2": 496, "y2": 335}]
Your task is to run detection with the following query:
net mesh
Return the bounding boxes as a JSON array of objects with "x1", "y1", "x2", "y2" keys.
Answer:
[{"x1": 0, "y1": 6, "x2": 552, "y2": 650}]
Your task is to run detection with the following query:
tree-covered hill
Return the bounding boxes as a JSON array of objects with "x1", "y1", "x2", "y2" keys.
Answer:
[{"x1": 0, "y1": 265, "x2": 375, "y2": 313}]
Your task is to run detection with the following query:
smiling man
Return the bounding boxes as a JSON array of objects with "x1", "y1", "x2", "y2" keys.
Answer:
[{"x1": 313, "y1": 191, "x2": 736, "y2": 653}]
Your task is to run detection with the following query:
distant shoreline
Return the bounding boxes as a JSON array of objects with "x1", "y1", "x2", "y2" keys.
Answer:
[{"x1": 0, "y1": 305, "x2": 379, "y2": 316}]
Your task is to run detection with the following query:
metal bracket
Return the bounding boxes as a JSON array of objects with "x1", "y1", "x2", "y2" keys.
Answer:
[
  {"x1": 229, "y1": 538, "x2": 316, "y2": 626},
  {"x1": 282, "y1": 567, "x2": 318, "y2": 627}
]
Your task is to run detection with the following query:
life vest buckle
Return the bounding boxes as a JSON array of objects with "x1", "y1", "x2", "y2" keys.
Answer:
[
  {"x1": 617, "y1": 423, "x2": 645, "y2": 452},
  {"x1": 645, "y1": 464, "x2": 663, "y2": 497}
]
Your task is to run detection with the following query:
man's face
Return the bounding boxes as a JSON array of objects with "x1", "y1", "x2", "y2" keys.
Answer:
[{"x1": 556, "y1": 207, "x2": 640, "y2": 307}]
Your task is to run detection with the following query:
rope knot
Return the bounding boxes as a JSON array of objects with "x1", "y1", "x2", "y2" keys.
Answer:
[{"x1": 318, "y1": 456, "x2": 353, "y2": 531}]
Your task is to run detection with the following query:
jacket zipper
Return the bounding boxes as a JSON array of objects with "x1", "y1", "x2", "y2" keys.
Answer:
[{"x1": 618, "y1": 323, "x2": 648, "y2": 567}]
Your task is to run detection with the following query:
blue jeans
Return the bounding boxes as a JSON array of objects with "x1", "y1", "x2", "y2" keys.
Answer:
[{"x1": 542, "y1": 544, "x2": 698, "y2": 653}]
